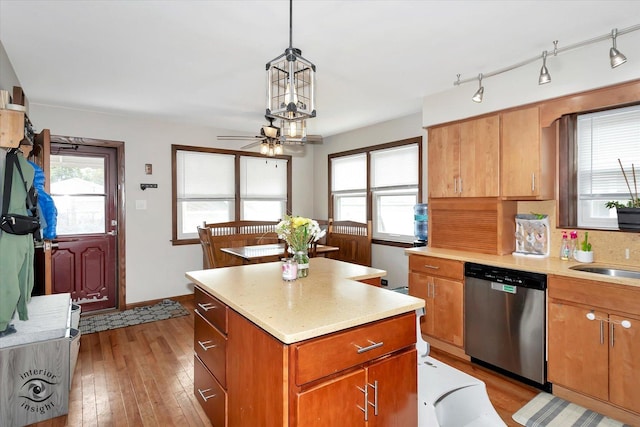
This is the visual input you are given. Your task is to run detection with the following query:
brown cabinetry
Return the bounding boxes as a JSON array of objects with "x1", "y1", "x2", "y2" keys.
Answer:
[
  {"x1": 196, "y1": 289, "x2": 417, "y2": 427},
  {"x1": 548, "y1": 275, "x2": 640, "y2": 424},
  {"x1": 501, "y1": 106, "x2": 555, "y2": 200},
  {"x1": 428, "y1": 114, "x2": 500, "y2": 198},
  {"x1": 408, "y1": 255, "x2": 464, "y2": 348},
  {"x1": 193, "y1": 287, "x2": 228, "y2": 426}
]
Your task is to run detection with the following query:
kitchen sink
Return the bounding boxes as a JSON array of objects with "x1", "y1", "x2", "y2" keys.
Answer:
[{"x1": 569, "y1": 264, "x2": 640, "y2": 280}]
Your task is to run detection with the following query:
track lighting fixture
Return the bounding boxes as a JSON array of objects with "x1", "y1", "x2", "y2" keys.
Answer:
[
  {"x1": 454, "y1": 23, "x2": 639, "y2": 102},
  {"x1": 472, "y1": 74, "x2": 484, "y2": 103},
  {"x1": 538, "y1": 51, "x2": 551, "y2": 85},
  {"x1": 609, "y1": 28, "x2": 627, "y2": 68}
]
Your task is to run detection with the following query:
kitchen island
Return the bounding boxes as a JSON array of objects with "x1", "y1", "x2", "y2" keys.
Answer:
[{"x1": 186, "y1": 257, "x2": 424, "y2": 426}]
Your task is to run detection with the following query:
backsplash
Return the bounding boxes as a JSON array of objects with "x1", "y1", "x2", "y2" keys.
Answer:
[{"x1": 518, "y1": 201, "x2": 639, "y2": 266}]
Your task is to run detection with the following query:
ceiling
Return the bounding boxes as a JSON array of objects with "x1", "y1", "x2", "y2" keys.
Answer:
[{"x1": 1, "y1": 1, "x2": 640, "y2": 137}]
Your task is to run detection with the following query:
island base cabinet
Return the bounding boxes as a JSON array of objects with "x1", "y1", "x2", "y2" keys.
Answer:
[
  {"x1": 194, "y1": 355, "x2": 227, "y2": 427},
  {"x1": 296, "y1": 349, "x2": 417, "y2": 426}
]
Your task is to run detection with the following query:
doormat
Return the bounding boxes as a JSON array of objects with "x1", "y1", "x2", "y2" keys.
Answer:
[
  {"x1": 78, "y1": 299, "x2": 190, "y2": 335},
  {"x1": 513, "y1": 392, "x2": 631, "y2": 427}
]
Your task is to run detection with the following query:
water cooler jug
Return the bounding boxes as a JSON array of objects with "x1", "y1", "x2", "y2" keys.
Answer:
[{"x1": 414, "y1": 203, "x2": 428, "y2": 247}]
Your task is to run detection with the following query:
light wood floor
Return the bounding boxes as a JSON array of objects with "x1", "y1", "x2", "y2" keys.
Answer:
[{"x1": 29, "y1": 298, "x2": 537, "y2": 426}]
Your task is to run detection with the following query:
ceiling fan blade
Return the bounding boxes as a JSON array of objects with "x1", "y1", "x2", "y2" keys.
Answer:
[
  {"x1": 217, "y1": 135, "x2": 265, "y2": 141},
  {"x1": 281, "y1": 134, "x2": 323, "y2": 144},
  {"x1": 241, "y1": 141, "x2": 263, "y2": 149}
]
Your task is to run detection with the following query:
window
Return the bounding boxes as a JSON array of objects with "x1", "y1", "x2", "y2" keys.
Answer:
[
  {"x1": 331, "y1": 154, "x2": 366, "y2": 222},
  {"x1": 329, "y1": 138, "x2": 422, "y2": 243},
  {"x1": 576, "y1": 105, "x2": 640, "y2": 228},
  {"x1": 172, "y1": 145, "x2": 291, "y2": 243}
]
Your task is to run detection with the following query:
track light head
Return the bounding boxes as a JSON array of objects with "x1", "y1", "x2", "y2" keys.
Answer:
[
  {"x1": 610, "y1": 28, "x2": 627, "y2": 68},
  {"x1": 472, "y1": 73, "x2": 484, "y2": 103},
  {"x1": 539, "y1": 51, "x2": 551, "y2": 85}
]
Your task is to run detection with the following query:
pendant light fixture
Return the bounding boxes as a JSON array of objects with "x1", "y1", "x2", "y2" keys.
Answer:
[
  {"x1": 266, "y1": 0, "x2": 316, "y2": 124},
  {"x1": 472, "y1": 74, "x2": 484, "y2": 103},
  {"x1": 538, "y1": 51, "x2": 551, "y2": 85},
  {"x1": 609, "y1": 28, "x2": 627, "y2": 68}
]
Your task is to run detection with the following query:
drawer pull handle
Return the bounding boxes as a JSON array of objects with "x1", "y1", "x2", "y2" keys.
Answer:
[
  {"x1": 198, "y1": 302, "x2": 216, "y2": 311},
  {"x1": 355, "y1": 340, "x2": 384, "y2": 354},
  {"x1": 423, "y1": 264, "x2": 440, "y2": 270},
  {"x1": 198, "y1": 388, "x2": 216, "y2": 402},
  {"x1": 198, "y1": 340, "x2": 217, "y2": 351}
]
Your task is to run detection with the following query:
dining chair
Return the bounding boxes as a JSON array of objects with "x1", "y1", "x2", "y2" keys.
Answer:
[{"x1": 197, "y1": 225, "x2": 216, "y2": 269}]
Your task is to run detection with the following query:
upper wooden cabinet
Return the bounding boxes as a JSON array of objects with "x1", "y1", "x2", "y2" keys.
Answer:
[
  {"x1": 428, "y1": 114, "x2": 500, "y2": 198},
  {"x1": 501, "y1": 106, "x2": 556, "y2": 200}
]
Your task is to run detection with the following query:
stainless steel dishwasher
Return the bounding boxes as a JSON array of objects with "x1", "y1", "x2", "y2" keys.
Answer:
[{"x1": 464, "y1": 262, "x2": 548, "y2": 388}]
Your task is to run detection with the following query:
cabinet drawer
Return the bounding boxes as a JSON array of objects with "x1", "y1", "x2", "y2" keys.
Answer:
[
  {"x1": 409, "y1": 255, "x2": 463, "y2": 281},
  {"x1": 294, "y1": 312, "x2": 415, "y2": 385},
  {"x1": 194, "y1": 355, "x2": 227, "y2": 427},
  {"x1": 195, "y1": 310, "x2": 227, "y2": 388},
  {"x1": 549, "y1": 275, "x2": 640, "y2": 315},
  {"x1": 195, "y1": 286, "x2": 228, "y2": 334}
]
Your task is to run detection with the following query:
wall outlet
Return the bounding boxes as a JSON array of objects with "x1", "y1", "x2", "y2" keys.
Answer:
[
  {"x1": 381, "y1": 279, "x2": 388, "y2": 287},
  {"x1": 625, "y1": 248, "x2": 630, "y2": 259}
]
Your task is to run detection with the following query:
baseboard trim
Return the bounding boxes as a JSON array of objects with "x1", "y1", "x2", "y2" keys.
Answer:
[
  {"x1": 423, "y1": 334, "x2": 469, "y2": 361},
  {"x1": 553, "y1": 385, "x2": 640, "y2": 426},
  {"x1": 124, "y1": 293, "x2": 194, "y2": 310}
]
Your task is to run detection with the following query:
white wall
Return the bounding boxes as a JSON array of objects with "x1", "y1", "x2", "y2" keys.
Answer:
[
  {"x1": 312, "y1": 112, "x2": 424, "y2": 289},
  {"x1": 27, "y1": 104, "x2": 315, "y2": 304}
]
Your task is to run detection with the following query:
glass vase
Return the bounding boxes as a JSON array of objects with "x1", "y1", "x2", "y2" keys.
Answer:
[{"x1": 294, "y1": 250, "x2": 309, "y2": 278}]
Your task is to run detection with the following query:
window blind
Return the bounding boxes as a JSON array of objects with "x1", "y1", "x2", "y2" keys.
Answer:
[{"x1": 577, "y1": 104, "x2": 640, "y2": 200}]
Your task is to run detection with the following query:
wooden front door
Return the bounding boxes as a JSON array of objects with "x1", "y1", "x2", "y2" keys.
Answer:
[{"x1": 49, "y1": 141, "x2": 120, "y2": 312}]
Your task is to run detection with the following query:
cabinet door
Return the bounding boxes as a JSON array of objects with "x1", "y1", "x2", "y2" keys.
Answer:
[
  {"x1": 297, "y1": 369, "x2": 366, "y2": 427},
  {"x1": 408, "y1": 272, "x2": 430, "y2": 336},
  {"x1": 609, "y1": 314, "x2": 640, "y2": 413},
  {"x1": 459, "y1": 115, "x2": 500, "y2": 197},
  {"x1": 368, "y1": 349, "x2": 417, "y2": 427},
  {"x1": 428, "y1": 124, "x2": 460, "y2": 198},
  {"x1": 501, "y1": 107, "x2": 543, "y2": 198},
  {"x1": 431, "y1": 277, "x2": 464, "y2": 347},
  {"x1": 547, "y1": 301, "x2": 608, "y2": 401}
]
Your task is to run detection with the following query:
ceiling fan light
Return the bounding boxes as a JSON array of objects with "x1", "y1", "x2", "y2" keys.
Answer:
[
  {"x1": 274, "y1": 143, "x2": 284, "y2": 156},
  {"x1": 260, "y1": 142, "x2": 269, "y2": 155}
]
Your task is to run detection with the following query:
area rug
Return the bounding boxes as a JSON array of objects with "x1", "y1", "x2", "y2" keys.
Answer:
[
  {"x1": 78, "y1": 299, "x2": 190, "y2": 334},
  {"x1": 513, "y1": 392, "x2": 630, "y2": 427}
]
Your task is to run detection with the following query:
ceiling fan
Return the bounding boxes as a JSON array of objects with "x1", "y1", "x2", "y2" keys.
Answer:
[{"x1": 217, "y1": 116, "x2": 323, "y2": 155}]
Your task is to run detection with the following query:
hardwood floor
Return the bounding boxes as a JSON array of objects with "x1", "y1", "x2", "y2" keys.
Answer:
[{"x1": 29, "y1": 298, "x2": 537, "y2": 426}]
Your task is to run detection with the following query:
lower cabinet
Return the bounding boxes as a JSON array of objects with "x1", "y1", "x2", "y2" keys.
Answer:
[
  {"x1": 548, "y1": 275, "x2": 640, "y2": 421},
  {"x1": 408, "y1": 255, "x2": 464, "y2": 348},
  {"x1": 297, "y1": 350, "x2": 417, "y2": 426},
  {"x1": 194, "y1": 285, "x2": 418, "y2": 427}
]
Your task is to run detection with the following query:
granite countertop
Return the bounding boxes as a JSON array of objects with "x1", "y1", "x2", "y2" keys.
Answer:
[
  {"x1": 186, "y1": 257, "x2": 424, "y2": 344},
  {"x1": 405, "y1": 247, "x2": 640, "y2": 288}
]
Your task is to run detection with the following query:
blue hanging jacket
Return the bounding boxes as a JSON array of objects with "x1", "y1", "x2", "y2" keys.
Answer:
[{"x1": 28, "y1": 160, "x2": 57, "y2": 240}]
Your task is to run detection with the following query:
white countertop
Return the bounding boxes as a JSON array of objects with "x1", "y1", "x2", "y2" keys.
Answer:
[
  {"x1": 405, "y1": 247, "x2": 640, "y2": 288},
  {"x1": 186, "y1": 257, "x2": 425, "y2": 344}
]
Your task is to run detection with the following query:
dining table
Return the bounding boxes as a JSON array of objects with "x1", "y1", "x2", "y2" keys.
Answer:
[{"x1": 220, "y1": 243, "x2": 339, "y2": 264}]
